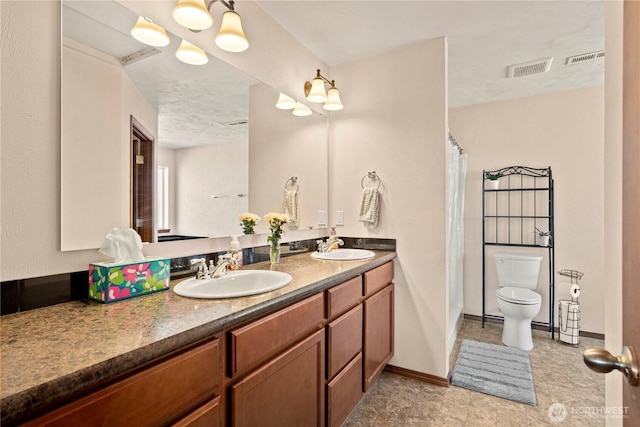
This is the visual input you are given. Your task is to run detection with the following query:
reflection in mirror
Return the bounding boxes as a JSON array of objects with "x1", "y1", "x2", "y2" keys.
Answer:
[{"x1": 60, "y1": 1, "x2": 328, "y2": 251}]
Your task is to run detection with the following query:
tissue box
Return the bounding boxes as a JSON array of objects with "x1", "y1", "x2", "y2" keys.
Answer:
[{"x1": 88, "y1": 257, "x2": 170, "y2": 303}]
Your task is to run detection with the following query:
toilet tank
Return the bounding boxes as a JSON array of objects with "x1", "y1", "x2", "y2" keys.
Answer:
[{"x1": 493, "y1": 253, "x2": 543, "y2": 289}]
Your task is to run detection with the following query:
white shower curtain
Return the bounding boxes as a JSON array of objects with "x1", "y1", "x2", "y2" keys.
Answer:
[{"x1": 447, "y1": 139, "x2": 467, "y2": 353}]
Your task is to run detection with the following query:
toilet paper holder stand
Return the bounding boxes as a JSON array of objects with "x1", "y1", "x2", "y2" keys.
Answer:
[
  {"x1": 558, "y1": 269, "x2": 584, "y2": 282},
  {"x1": 558, "y1": 269, "x2": 583, "y2": 302},
  {"x1": 557, "y1": 269, "x2": 584, "y2": 345}
]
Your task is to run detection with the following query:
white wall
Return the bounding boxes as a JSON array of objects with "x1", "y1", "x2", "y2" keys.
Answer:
[
  {"x1": 61, "y1": 40, "x2": 159, "y2": 251},
  {"x1": 449, "y1": 86, "x2": 605, "y2": 334},
  {"x1": 330, "y1": 39, "x2": 450, "y2": 378},
  {"x1": 0, "y1": 1, "x2": 328, "y2": 281},
  {"x1": 173, "y1": 141, "x2": 248, "y2": 237},
  {"x1": 249, "y1": 83, "x2": 329, "y2": 234}
]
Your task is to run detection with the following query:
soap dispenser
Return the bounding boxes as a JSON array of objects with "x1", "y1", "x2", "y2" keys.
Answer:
[{"x1": 228, "y1": 235, "x2": 243, "y2": 269}]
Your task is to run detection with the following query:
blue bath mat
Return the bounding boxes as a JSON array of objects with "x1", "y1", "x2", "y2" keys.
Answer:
[{"x1": 450, "y1": 339, "x2": 536, "y2": 405}]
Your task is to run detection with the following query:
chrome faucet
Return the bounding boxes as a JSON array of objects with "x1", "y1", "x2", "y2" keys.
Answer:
[
  {"x1": 316, "y1": 236, "x2": 344, "y2": 253},
  {"x1": 190, "y1": 258, "x2": 210, "y2": 280},
  {"x1": 210, "y1": 254, "x2": 238, "y2": 278}
]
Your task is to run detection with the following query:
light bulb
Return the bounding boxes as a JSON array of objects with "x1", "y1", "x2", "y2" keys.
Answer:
[
  {"x1": 175, "y1": 40, "x2": 208, "y2": 65},
  {"x1": 323, "y1": 87, "x2": 344, "y2": 111},
  {"x1": 130, "y1": 17, "x2": 170, "y2": 47},
  {"x1": 173, "y1": 0, "x2": 213, "y2": 30},
  {"x1": 215, "y1": 10, "x2": 249, "y2": 53},
  {"x1": 276, "y1": 93, "x2": 296, "y2": 109},
  {"x1": 292, "y1": 102, "x2": 312, "y2": 117},
  {"x1": 306, "y1": 77, "x2": 327, "y2": 103}
]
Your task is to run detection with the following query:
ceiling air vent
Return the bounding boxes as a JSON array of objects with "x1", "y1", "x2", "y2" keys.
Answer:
[
  {"x1": 566, "y1": 50, "x2": 605, "y2": 65},
  {"x1": 120, "y1": 47, "x2": 161, "y2": 66},
  {"x1": 225, "y1": 120, "x2": 249, "y2": 127},
  {"x1": 507, "y1": 57, "x2": 553, "y2": 78}
]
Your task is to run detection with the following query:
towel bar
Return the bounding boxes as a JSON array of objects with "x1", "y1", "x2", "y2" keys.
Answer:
[
  {"x1": 284, "y1": 176, "x2": 299, "y2": 192},
  {"x1": 361, "y1": 171, "x2": 381, "y2": 190}
]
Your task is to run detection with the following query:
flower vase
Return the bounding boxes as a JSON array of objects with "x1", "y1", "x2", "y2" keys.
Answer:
[{"x1": 270, "y1": 238, "x2": 281, "y2": 264}]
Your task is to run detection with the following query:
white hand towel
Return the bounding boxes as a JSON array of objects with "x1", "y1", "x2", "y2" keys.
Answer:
[
  {"x1": 358, "y1": 187, "x2": 379, "y2": 228},
  {"x1": 283, "y1": 189, "x2": 299, "y2": 226}
]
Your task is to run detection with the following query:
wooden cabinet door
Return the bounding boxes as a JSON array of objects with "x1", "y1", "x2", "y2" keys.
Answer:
[
  {"x1": 172, "y1": 396, "x2": 220, "y2": 427},
  {"x1": 363, "y1": 284, "x2": 394, "y2": 391},
  {"x1": 231, "y1": 330, "x2": 325, "y2": 427}
]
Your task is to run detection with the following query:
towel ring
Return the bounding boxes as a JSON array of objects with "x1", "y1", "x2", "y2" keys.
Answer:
[
  {"x1": 361, "y1": 171, "x2": 381, "y2": 190},
  {"x1": 285, "y1": 176, "x2": 299, "y2": 192}
]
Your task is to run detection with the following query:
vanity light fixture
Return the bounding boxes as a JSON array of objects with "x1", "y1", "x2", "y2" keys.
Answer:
[
  {"x1": 175, "y1": 40, "x2": 209, "y2": 65},
  {"x1": 173, "y1": 0, "x2": 213, "y2": 30},
  {"x1": 292, "y1": 102, "x2": 312, "y2": 117},
  {"x1": 130, "y1": 17, "x2": 170, "y2": 47},
  {"x1": 304, "y1": 69, "x2": 343, "y2": 111},
  {"x1": 275, "y1": 93, "x2": 296, "y2": 110},
  {"x1": 173, "y1": 0, "x2": 249, "y2": 53},
  {"x1": 215, "y1": 9, "x2": 249, "y2": 52}
]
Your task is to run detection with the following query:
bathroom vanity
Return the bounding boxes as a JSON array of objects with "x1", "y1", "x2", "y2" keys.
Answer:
[{"x1": 1, "y1": 251, "x2": 395, "y2": 426}]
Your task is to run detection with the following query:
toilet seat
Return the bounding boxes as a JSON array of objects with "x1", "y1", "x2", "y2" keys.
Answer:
[{"x1": 496, "y1": 287, "x2": 541, "y2": 305}]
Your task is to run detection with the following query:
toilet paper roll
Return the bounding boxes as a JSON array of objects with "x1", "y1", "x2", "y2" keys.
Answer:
[
  {"x1": 556, "y1": 281, "x2": 574, "y2": 300},
  {"x1": 570, "y1": 284, "x2": 581, "y2": 299}
]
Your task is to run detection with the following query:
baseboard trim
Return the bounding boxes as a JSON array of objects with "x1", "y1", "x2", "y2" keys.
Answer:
[
  {"x1": 384, "y1": 365, "x2": 449, "y2": 387},
  {"x1": 462, "y1": 314, "x2": 605, "y2": 340}
]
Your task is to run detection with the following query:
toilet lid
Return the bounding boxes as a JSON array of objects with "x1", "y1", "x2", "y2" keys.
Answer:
[{"x1": 497, "y1": 287, "x2": 541, "y2": 305}]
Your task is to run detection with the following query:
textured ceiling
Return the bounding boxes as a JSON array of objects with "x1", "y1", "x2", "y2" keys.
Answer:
[
  {"x1": 63, "y1": 0, "x2": 257, "y2": 149},
  {"x1": 63, "y1": 0, "x2": 605, "y2": 148},
  {"x1": 255, "y1": 0, "x2": 605, "y2": 108}
]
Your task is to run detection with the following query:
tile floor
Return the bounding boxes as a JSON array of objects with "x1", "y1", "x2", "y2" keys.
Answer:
[{"x1": 345, "y1": 319, "x2": 606, "y2": 426}]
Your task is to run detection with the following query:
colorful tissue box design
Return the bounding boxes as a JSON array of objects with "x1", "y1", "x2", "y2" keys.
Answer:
[{"x1": 89, "y1": 257, "x2": 170, "y2": 303}]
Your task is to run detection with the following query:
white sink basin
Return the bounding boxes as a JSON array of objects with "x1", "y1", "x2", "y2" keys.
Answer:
[
  {"x1": 173, "y1": 270, "x2": 292, "y2": 299},
  {"x1": 311, "y1": 249, "x2": 376, "y2": 261}
]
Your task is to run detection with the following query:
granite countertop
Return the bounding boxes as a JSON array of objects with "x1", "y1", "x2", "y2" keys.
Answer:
[{"x1": 0, "y1": 250, "x2": 396, "y2": 424}]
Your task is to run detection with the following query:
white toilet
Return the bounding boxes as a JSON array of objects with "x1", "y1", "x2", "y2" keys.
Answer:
[{"x1": 494, "y1": 253, "x2": 543, "y2": 351}]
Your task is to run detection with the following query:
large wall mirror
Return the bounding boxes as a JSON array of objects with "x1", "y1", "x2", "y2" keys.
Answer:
[{"x1": 61, "y1": 0, "x2": 328, "y2": 251}]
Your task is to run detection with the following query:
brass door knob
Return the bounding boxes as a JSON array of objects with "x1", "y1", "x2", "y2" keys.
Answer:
[{"x1": 583, "y1": 346, "x2": 639, "y2": 386}]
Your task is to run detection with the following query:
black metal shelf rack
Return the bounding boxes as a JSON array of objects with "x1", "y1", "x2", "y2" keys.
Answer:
[{"x1": 482, "y1": 166, "x2": 555, "y2": 339}]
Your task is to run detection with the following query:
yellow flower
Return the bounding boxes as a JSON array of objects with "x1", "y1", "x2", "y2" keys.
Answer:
[
  {"x1": 264, "y1": 212, "x2": 289, "y2": 226},
  {"x1": 239, "y1": 212, "x2": 260, "y2": 223},
  {"x1": 239, "y1": 212, "x2": 260, "y2": 234},
  {"x1": 264, "y1": 212, "x2": 289, "y2": 242}
]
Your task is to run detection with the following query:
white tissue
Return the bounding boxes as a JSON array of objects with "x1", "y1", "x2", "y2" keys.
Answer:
[
  {"x1": 570, "y1": 284, "x2": 581, "y2": 299},
  {"x1": 98, "y1": 228, "x2": 145, "y2": 264}
]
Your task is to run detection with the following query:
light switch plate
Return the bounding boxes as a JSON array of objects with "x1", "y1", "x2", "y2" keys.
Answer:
[
  {"x1": 336, "y1": 211, "x2": 344, "y2": 226},
  {"x1": 318, "y1": 211, "x2": 327, "y2": 227}
]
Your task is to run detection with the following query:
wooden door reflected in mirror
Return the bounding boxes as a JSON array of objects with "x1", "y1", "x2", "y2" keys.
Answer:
[{"x1": 131, "y1": 116, "x2": 154, "y2": 243}]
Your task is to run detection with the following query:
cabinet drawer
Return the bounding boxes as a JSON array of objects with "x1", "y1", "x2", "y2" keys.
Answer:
[
  {"x1": 26, "y1": 339, "x2": 220, "y2": 427},
  {"x1": 326, "y1": 276, "x2": 362, "y2": 320},
  {"x1": 231, "y1": 330, "x2": 325, "y2": 427},
  {"x1": 230, "y1": 293, "x2": 324, "y2": 377},
  {"x1": 363, "y1": 261, "x2": 394, "y2": 297},
  {"x1": 327, "y1": 353, "x2": 364, "y2": 427},
  {"x1": 173, "y1": 396, "x2": 220, "y2": 427},
  {"x1": 327, "y1": 304, "x2": 362, "y2": 380}
]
